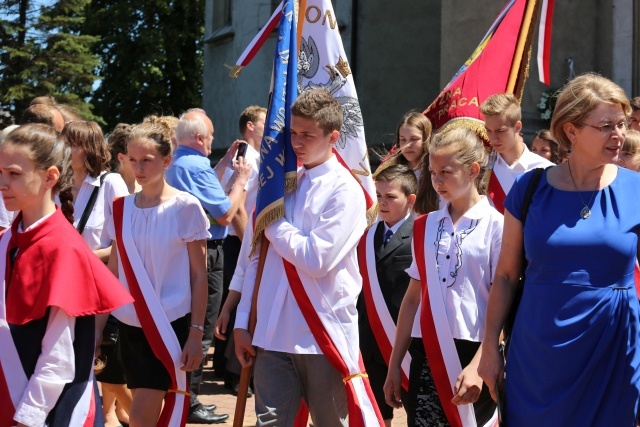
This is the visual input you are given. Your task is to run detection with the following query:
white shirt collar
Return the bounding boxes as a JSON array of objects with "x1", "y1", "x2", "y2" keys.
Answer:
[
  {"x1": 18, "y1": 210, "x2": 56, "y2": 232},
  {"x1": 436, "y1": 195, "x2": 492, "y2": 222},
  {"x1": 302, "y1": 155, "x2": 338, "y2": 180},
  {"x1": 496, "y1": 144, "x2": 552, "y2": 171},
  {"x1": 384, "y1": 212, "x2": 411, "y2": 234},
  {"x1": 85, "y1": 171, "x2": 106, "y2": 187}
]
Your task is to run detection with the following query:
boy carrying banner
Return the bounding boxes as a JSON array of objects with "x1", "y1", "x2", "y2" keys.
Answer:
[{"x1": 234, "y1": 88, "x2": 381, "y2": 426}]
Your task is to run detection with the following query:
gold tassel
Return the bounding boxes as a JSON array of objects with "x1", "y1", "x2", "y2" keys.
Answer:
[
  {"x1": 228, "y1": 65, "x2": 244, "y2": 78},
  {"x1": 366, "y1": 203, "x2": 379, "y2": 229}
]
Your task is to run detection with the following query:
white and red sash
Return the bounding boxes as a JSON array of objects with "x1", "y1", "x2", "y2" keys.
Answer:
[
  {"x1": 357, "y1": 226, "x2": 411, "y2": 391},
  {"x1": 487, "y1": 170, "x2": 508, "y2": 214},
  {"x1": 282, "y1": 259, "x2": 384, "y2": 427},
  {"x1": 414, "y1": 215, "x2": 498, "y2": 427},
  {"x1": 113, "y1": 197, "x2": 189, "y2": 427},
  {"x1": 0, "y1": 227, "x2": 27, "y2": 426}
]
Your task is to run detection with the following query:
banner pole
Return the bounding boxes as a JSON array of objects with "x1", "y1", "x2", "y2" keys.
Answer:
[{"x1": 232, "y1": 238, "x2": 270, "y2": 427}]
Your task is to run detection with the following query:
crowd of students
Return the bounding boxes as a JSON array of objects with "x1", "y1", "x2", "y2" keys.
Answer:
[{"x1": 1, "y1": 74, "x2": 640, "y2": 427}]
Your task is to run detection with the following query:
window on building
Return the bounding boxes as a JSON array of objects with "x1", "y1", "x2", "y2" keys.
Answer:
[{"x1": 213, "y1": 0, "x2": 232, "y2": 31}]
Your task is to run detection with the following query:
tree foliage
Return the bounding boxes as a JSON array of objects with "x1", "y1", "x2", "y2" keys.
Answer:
[
  {"x1": 0, "y1": 0, "x2": 102, "y2": 126},
  {"x1": 84, "y1": 0, "x2": 205, "y2": 129}
]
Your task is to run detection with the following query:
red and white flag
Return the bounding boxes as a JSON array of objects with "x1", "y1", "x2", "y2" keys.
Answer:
[{"x1": 537, "y1": 0, "x2": 555, "y2": 86}]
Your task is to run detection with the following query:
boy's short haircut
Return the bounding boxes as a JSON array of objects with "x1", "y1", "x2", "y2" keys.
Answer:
[
  {"x1": 291, "y1": 88, "x2": 343, "y2": 134},
  {"x1": 239, "y1": 105, "x2": 267, "y2": 135},
  {"x1": 374, "y1": 164, "x2": 418, "y2": 196},
  {"x1": 631, "y1": 96, "x2": 640, "y2": 112},
  {"x1": 480, "y1": 93, "x2": 522, "y2": 125}
]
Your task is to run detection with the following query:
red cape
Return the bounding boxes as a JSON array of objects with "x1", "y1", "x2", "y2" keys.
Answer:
[{"x1": 4, "y1": 208, "x2": 133, "y2": 325}]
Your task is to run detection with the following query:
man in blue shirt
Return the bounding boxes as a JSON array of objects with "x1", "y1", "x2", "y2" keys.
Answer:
[{"x1": 166, "y1": 108, "x2": 250, "y2": 424}]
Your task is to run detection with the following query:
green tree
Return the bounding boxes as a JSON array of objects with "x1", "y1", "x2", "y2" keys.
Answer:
[
  {"x1": 0, "y1": 0, "x2": 102, "y2": 126},
  {"x1": 84, "y1": 0, "x2": 204, "y2": 130}
]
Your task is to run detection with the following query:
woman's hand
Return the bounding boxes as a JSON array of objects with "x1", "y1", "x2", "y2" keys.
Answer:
[
  {"x1": 180, "y1": 330, "x2": 204, "y2": 372},
  {"x1": 477, "y1": 343, "x2": 504, "y2": 402},
  {"x1": 383, "y1": 364, "x2": 404, "y2": 409},
  {"x1": 452, "y1": 362, "x2": 483, "y2": 405}
]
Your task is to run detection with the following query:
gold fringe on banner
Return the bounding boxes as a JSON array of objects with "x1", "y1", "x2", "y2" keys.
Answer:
[
  {"x1": 285, "y1": 172, "x2": 298, "y2": 193},
  {"x1": 438, "y1": 117, "x2": 488, "y2": 143},
  {"x1": 250, "y1": 199, "x2": 285, "y2": 257}
]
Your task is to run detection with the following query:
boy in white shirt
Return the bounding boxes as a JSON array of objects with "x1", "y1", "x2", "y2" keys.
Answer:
[
  {"x1": 481, "y1": 93, "x2": 553, "y2": 212},
  {"x1": 234, "y1": 89, "x2": 375, "y2": 426}
]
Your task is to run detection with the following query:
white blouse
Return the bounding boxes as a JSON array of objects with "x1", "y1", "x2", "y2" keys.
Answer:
[
  {"x1": 107, "y1": 192, "x2": 210, "y2": 327},
  {"x1": 406, "y1": 196, "x2": 503, "y2": 342},
  {"x1": 72, "y1": 171, "x2": 129, "y2": 250}
]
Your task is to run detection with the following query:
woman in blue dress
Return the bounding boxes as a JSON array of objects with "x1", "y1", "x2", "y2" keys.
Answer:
[{"x1": 478, "y1": 73, "x2": 640, "y2": 426}]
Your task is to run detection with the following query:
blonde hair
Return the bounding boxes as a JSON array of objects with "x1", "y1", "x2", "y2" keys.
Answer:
[
  {"x1": 239, "y1": 106, "x2": 267, "y2": 135},
  {"x1": 623, "y1": 130, "x2": 640, "y2": 155},
  {"x1": 550, "y1": 73, "x2": 631, "y2": 151},
  {"x1": 480, "y1": 93, "x2": 521, "y2": 125},
  {"x1": 129, "y1": 121, "x2": 173, "y2": 157},
  {"x1": 429, "y1": 127, "x2": 488, "y2": 194}
]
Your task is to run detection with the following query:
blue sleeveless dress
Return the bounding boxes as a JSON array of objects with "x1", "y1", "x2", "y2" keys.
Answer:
[{"x1": 503, "y1": 166, "x2": 640, "y2": 426}]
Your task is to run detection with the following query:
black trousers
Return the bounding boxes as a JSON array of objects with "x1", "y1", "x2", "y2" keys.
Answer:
[
  {"x1": 213, "y1": 235, "x2": 242, "y2": 378},
  {"x1": 189, "y1": 239, "x2": 224, "y2": 407}
]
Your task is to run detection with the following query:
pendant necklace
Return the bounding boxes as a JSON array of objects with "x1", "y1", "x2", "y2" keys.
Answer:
[
  {"x1": 136, "y1": 193, "x2": 154, "y2": 223},
  {"x1": 567, "y1": 161, "x2": 598, "y2": 220}
]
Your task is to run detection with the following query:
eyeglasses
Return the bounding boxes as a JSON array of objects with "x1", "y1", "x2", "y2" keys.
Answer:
[{"x1": 581, "y1": 120, "x2": 627, "y2": 135}]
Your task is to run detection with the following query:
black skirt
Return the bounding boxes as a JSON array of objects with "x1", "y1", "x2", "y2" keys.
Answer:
[{"x1": 118, "y1": 314, "x2": 190, "y2": 391}]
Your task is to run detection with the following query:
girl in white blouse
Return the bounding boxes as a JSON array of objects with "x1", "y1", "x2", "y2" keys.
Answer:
[
  {"x1": 107, "y1": 121, "x2": 209, "y2": 426},
  {"x1": 385, "y1": 127, "x2": 503, "y2": 427}
]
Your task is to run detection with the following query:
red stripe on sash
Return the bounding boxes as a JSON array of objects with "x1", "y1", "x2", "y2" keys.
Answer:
[
  {"x1": 282, "y1": 259, "x2": 384, "y2": 427},
  {"x1": 634, "y1": 264, "x2": 640, "y2": 297},
  {"x1": 113, "y1": 198, "x2": 189, "y2": 426},
  {"x1": 0, "y1": 230, "x2": 16, "y2": 427},
  {"x1": 82, "y1": 384, "x2": 96, "y2": 427},
  {"x1": 357, "y1": 234, "x2": 409, "y2": 391},
  {"x1": 414, "y1": 215, "x2": 463, "y2": 427},
  {"x1": 488, "y1": 173, "x2": 506, "y2": 214},
  {"x1": 0, "y1": 364, "x2": 14, "y2": 427}
]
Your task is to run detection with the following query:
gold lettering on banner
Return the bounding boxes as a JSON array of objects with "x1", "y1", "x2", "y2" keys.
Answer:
[
  {"x1": 275, "y1": 152, "x2": 285, "y2": 166},
  {"x1": 259, "y1": 173, "x2": 267, "y2": 188},
  {"x1": 306, "y1": 5, "x2": 321, "y2": 23},
  {"x1": 266, "y1": 166, "x2": 274, "y2": 180},
  {"x1": 305, "y1": 6, "x2": 337, "y2": 29},
  {"x1": 351, "y1": 152, "x2": 371, "y2": 183},
  {"x1": 323, "y1": 10, "x2": 336, "y2": 29},
  {"x1": 433, "y1": 95, "x2": 480, "y2": 121}
]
